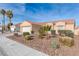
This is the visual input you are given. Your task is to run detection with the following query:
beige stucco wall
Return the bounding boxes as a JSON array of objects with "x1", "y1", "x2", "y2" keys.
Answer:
[
  {"x1": 54, "y1": 21, "x2": 65, "y2": 30},
  {"x1": 75, "y1": 28, "x2": 79, "y2": 35},
  {"x1": 65, "y1": 24, "x2": 75, "y2": 32}
]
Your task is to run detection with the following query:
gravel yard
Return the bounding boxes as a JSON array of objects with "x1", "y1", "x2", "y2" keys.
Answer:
[{"x1": 7, "y1": 35, "x2": 79, "y2": 56}]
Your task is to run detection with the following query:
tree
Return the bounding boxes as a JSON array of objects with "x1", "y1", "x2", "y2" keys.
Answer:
[
  {"x1": 0, "y1": 9, "x2": 6, "y2": 33},
  {"x1": 6, "y1": 10, "x2": 13, "y2": 31}
]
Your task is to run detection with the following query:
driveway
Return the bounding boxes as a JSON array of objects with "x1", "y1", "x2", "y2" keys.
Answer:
[{"x1": 0, "y1": 33, "x2": 48, "y2": 56}]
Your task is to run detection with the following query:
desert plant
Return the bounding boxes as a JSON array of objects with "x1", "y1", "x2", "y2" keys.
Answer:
[
  {"x1": 31, "y1": 30, "x2": 34, "y2": 34},
  {"x1": 51, "y1": 39, "x2": 60, "y2": 55},
  {"x1": 46, "y1": 25, "x2": 51, "y2": 31},
  {"x1": 58, "y1": 30, "x2": 74, "y2": 38},
  {"x1": 51, "y1": 40, "x2": 60, "y2": 49},
  {"x1": 24, "y1": 35, "x2": 33, "y2": 40},
  {"x1": 65, "y1": 30, "x2": 74, "y2": 38},
  {"x1": 23, "y1": 32, "x2": 30, "y2": 37},
  {"x1": 59, "y1": 36, "x2": 74, "y2": 47},
  {"x1": 51, "y1": 30, "x2": 56, "y2": 35}
]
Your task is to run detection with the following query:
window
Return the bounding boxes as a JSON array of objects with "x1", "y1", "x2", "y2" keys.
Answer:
[{"x1": 57, "y1": 25, "x2": 65, "y2": 30}]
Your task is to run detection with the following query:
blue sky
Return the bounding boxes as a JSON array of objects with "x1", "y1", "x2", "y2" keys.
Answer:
[{"x1": 0, "y1": 3, "x2": 79, "y2": 26}]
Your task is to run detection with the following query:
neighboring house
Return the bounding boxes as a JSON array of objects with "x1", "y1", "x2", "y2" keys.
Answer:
[
  {"x1": 15, "y1": 23, "x2": 21, "y2": 32},
  {"x1": 75, "y1": 27, "x2": 79, "y2": 35},
  {"x1": 44, "y1": 19, "x2": 75, "y2": 34}
]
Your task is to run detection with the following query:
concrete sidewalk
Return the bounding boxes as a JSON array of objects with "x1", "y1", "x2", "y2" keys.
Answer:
[{"x1": 0, "y1": 34, "x2": 48, "y2": 56}]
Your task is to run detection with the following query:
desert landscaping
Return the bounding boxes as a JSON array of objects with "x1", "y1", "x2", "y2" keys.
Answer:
[{"x1": 7, "y1": 25, "x2": 78, "y2": 56}]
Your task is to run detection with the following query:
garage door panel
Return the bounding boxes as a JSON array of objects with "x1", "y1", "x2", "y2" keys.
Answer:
[{"x1": 22, "y1": 26, "x2": 32, "y2": 33}]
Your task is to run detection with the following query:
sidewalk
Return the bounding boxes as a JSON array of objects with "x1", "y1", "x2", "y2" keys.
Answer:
[{"x1": 0, "y1": 34, "x2": 48, "y2": 56}]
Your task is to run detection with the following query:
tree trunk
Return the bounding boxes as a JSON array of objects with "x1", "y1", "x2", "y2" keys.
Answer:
[
  {"x1": 9, "y1": 18, "x2": 11, "y2": 32},
  {"x1": 2, "y1": 15, "x2": 5, "y2": 33}
]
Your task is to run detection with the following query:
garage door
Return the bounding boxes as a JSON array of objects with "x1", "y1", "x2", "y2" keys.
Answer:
[{"x1": 22, "y1": 26, "x2": 32, "y2": 33}]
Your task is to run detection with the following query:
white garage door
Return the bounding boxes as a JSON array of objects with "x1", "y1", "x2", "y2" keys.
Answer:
[{"x1": 22, "y1": 26, "x2": 32, "y2": 33}]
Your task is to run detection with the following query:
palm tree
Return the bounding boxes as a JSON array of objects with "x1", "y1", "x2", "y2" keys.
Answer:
[
  {"x1": 0, "y1": 9, "x2": 6, "y2": 33},
  {"x1": 6, "y1": 10, "x2": 13, "y2": 31}
]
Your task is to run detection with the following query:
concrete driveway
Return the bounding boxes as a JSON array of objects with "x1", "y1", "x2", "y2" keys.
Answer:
[{"x1": 0, "y1": 33, "x2": 48, "y2": 56}]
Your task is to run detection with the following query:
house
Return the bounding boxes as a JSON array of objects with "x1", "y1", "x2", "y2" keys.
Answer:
[
  {"x1": 42, "y1": 19, "x2": 75, "y2": 34},
  {"x1": 15, "y1": 23, "x2": 21, "y2": 32},
  {"x1": 20, "y1": 21, "x2": 41, "y2": 34},
  {"x1": 75, "y1": 27, "x2": 79, "y2": 35},
  {"x1": 16, "y1": 19, "x2": 79, "y2": 35}
]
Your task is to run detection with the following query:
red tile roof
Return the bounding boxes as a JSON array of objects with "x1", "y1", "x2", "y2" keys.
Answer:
[
  {"x1": 15, "y1": 19, "x2": 75, "y2": 26},
  {"x1": 15, "y1": 23, "x2": 21, "y2": 27},
  {"x1": 46, "y1": 19, "x2": 75, "y2": 24}
]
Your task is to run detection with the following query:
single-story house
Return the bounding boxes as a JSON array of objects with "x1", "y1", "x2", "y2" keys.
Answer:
[
  {"x1": 20, "y1": 21, "x2": 41, "y2": 34},
  {"x1": 15, "y1": 19, "x2": 79, "y2": 35}
]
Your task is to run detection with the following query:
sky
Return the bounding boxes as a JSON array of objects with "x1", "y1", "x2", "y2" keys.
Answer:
[{"x1": 0, "y1": 3, "x2": 79, "y2": 26}]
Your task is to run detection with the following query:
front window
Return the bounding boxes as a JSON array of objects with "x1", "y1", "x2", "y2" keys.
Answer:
[{"x1": 57, "y1": 25, "x2": 65, "y2": 30}]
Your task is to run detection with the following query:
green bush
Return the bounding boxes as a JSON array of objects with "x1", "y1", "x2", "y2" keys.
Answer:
[
  {"x1": 51, "y1": 30, "x2": 56, "y2": 35},
  {"x1": 51, "y1": 40, "x2": 60, "y2": 49},
  {"x1": 24, "y1": 35, "x2": 33, "y2": 40},
  {"x1": 23, "y1": 32, "x2": 30, "y2": 37},
  {"x1": 59, "y1": 36, "x2": 74, "y2": 47},
  {"x1": 58, "y1": 30, "x2": 74, "y2": 38},
  {"x1": 31, "y1": 31, "x2": 34, "y2": 34}
]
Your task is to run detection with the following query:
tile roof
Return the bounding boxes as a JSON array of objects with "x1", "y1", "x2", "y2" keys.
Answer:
[
  {"x1": 16, "y1": 19, "x2": 75, "y2": 26},
  {"x1": 15, "y1": 23, "x2": 21, "y2": 27}
]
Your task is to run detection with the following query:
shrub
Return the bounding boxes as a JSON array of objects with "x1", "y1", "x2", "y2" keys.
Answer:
[
  {"x1": 31, "y1": 31, "x2": 34, "y2": 34},
  {"x1": 65, "y1": 30, "x2": 74, "y2": 38},
  {"x1": 39, "y1": 27, "x2": 46, "y2": 35},
  {"x1": 58, "y1": 30, "x2": 74, "y2": 38},
  {"x1": 51, "y1": 30, "x2": 56, "y2": 35},
  {"x1": 24, "y1": 35, "x2": 33, "y2": 40},
  {"x1": 51, "y1": 40, "x2": 60, "y2": 49},
  {"x1": 23, "y1": 32, "x2": 30, "y2": 37},
  {"x1": 59, "y1": 36, "x2": 74, "y2": 47}
]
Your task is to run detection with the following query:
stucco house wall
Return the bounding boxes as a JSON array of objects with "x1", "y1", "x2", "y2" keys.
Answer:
[
  {"x1": 54, "y1": 21, "x2": 65, "y2": 30},
  {"x1": 75, "y1": 27, "x2": 79, "y2": 35},
  {"x1": 65, "y1": 24, "x2": 75, "y2": 32},
  {"x1": 18, "y1": 19, "x2": 79, "y2": 35}
]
